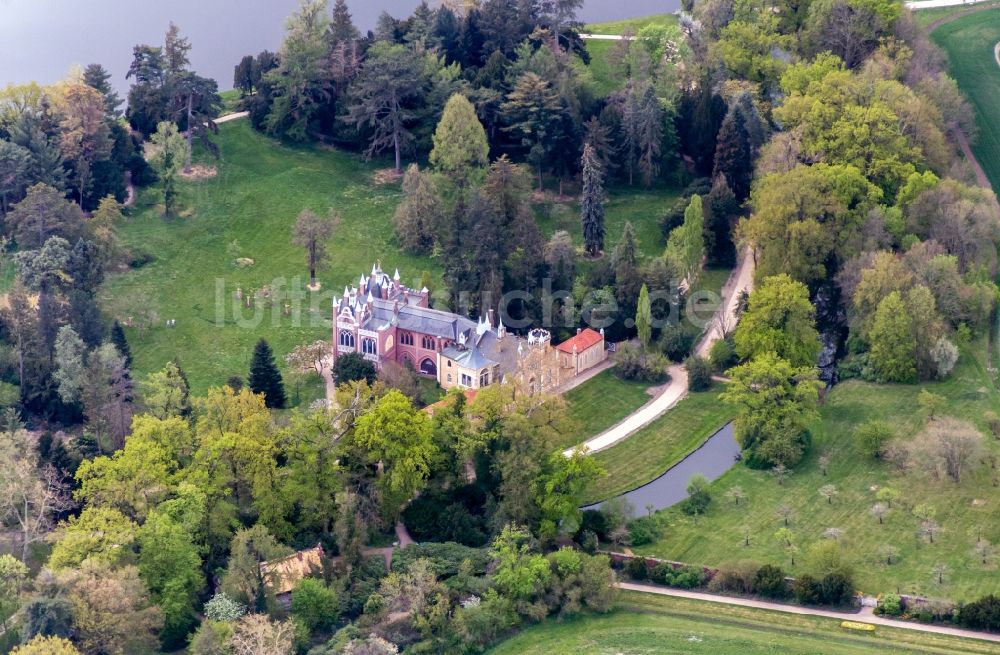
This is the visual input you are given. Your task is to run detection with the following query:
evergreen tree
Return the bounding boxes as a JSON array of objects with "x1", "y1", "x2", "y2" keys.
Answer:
[
  {"x1": 613, "y1": 221, "x2": 642, "y2": 313},
  {"x1": 712, "y1": 94, "x2": 763, "y2": 201},
  {"x1": 248, "y1": 339, "x2": 286, "y2": 408},
  {"x1": 501, "y1": 72, "x2": 563, "y2": 191},
  {"x1": 705, "y1": 175, "x2": 738, "y2": 266},
  {"x1": 329, "y1": 0, "x2": 360, "y2": 44},
  {"x1": 429, "y1": 93, "x2": 489, "y2": 186},
  {"x1": 665, "y1": 195, "x2": 705, "y2": 286},
  {"x1": 109, "y1": 320, "x2": 132, "y2": 368},
  {"x1": 636, "y1": 284, "x2": 652, "y2": 349},
  {"x1": 580, "y1": 143, "x2": 605, "y2": 257},
  {"x1": 393, "y1": 164, "x2": 441, "y2": 255},
  {"x1": 83, "y1": 63, "x2": 122, "y2": 118},
  {"x1": 635, "y1": 83, "x2": 664, "y2": 188}
]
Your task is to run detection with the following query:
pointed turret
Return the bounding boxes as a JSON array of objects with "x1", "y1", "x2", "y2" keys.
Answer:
[{"x1": 393, "y1": 268, "x2": 400, "y2": 281}]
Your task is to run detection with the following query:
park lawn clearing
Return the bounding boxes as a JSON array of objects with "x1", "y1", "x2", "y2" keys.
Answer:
[
  {"x1": 635, "y1": 343, "x2": 1000, "y2": 601},
  {"x1": 99, "y1": 120, "x2": 437, "y2": 400},
  {"x1": 932, "y1": 8, "x2": 1000, "y2": 189},
  {"x1": 562, "y1": 370, "x2": 653, "y2": 449},
  {"x1": 585, "y1": 13, "x2": 678, "y2": 35},
  {"x1": 488, "y1": 590, "x2": 997, "y2": 655},
  {"x1": 583, "y1": 388, "x2": 734, "y2": 505}
]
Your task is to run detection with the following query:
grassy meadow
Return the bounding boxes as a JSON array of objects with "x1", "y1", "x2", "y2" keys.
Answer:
[
  {"x1": 562, "y1": 370, "x2": 653, "y2": 449},
  {"x1": 635, "y1": 344, "x2": 1000, "y2": 601},
  {"x1": 489, "y1": 591, "x2": 998, "y2": 655},
  {"x1": 932, "y1": 8, "x2": 1000, "y2": 189}
]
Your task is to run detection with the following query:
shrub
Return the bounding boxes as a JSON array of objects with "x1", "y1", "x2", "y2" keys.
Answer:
[
  {"x1": 651, "y1": 564, "x2": 706, "y2": 589},
  {"x1": 879, "y1": 593, "x2": 902, "y2": 616},
  {"x1": 709, "y1": 338, "x2": 737, "y2": 373},
  {"x1": 578, "y1": 509, "x2": 611, "y2": 541},
  {"x1": 203, "y1": 592, "x2": 246, "y2": 622},
  {"x1": 958, "y1": 594, "x2": 1000, "y2": 631},
  {"x1": 793, "y1": 575, "x2": 822, "y2": 605},
  {"x1": 625, "y1": 558, "x2": 649, "y2": 581},
  {"x1": 818, "y1": 572, "x2": 855, "y2": 606},
  {"x1": 391, "y1": 542, "x2": 491, "y2": 579},
  {"x1": 685, "y1": 355, "x2": 713, "y2": 391},
  {"x1": 708, "y1": 560, "x2": 758, "y2": 595},
  {"x1": 658, "y1": 323, "x2": 694, "y2": 362},
  {"x1": 627, "y1": 516, "x2": 661, "y2": 547},
  {"x1": 579, "y1": 530, "x2": 598, "y2": 554},
  {"x1": 853, "y1": 420, "x2": 893, "y2": 459},
  {"x1": 401, "y1": 487, "x2": 488, "y2": 547},
  {"x1": 753, "y1": 565, "x2": 788, "y2": 599},
  {"x1": 680, "y1": 474, "x2": 712, "y2": 516},
  {"x1": 333, "y1": 352, "x2": 377, "y2": 384},
  {"x1": 290, "y1": 578, "x2": 338, "y2": 633},
  {"x1": 614, "y1": 343, "x2": 670, "y2": 383}
]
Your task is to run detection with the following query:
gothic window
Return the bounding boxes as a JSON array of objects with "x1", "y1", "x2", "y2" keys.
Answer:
[
  {"x1": 422, "y1": 336, "x2": 436, "y2": 350},
  {"x1": 480, "y1": 370, "x2": 489, "y2": 387},
  {"x1": 400, "y1": 331, "x2": 414, "y2": 346},
  {"x1": 420, "y1": 358, "x2": 437, "y2": 376},
  {"x1": 362, "y1": 338, "x2": 377, "y2": 355},
  {"x1": 339, "y1": 331, "x2": 355, "y2": 348}
]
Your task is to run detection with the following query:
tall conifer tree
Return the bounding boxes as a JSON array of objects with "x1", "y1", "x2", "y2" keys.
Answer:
[
  {"x1": 248, "y1": 339, "x2": 286, "y2": 408},
  {"x1": 580, "y1": 143, "x2": 605, "y2": 257},
  {"x1": 110, "y1": 320, "x2": 132, "y2": 368}
]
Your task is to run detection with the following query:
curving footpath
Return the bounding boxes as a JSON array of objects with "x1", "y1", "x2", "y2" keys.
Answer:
[
  {"x1": 564, "y1": 251, "x2": 755, "y2": 456},
  {"x1": 620, "y1": 582, "x2": 1000, "y2": 644}
]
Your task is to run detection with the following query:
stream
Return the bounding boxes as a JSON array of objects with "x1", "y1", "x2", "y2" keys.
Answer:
[{"x1": 584, "y1": 422, "x2": 740, "y2": 512}]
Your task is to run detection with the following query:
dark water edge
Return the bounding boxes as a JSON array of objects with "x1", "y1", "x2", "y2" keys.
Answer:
[
  {"x1": 584, "y1": 422, "x2": 740, "y2": 512},
  {"x1": 0, "y1": 0, "x2": 681, "y2": 95}
]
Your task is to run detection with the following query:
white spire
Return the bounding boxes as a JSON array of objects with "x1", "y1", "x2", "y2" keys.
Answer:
[
  {"x1": 371, "y1": 262, "x2": 378, "y2": 276},
  {"x1": 343, "y1": 286, "x2": 349, "y2": 298},
  {"x1": 393, "y1": 268, "x2": 400, "y2": 281},
  {"x1": 366, "y1": 290, "x2": 374, "y2": 304}
]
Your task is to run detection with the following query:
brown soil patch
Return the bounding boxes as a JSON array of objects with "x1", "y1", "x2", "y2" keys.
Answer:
[
  {"x1": 972, "y1": 498, "x2": 987, "y2": 506},
  {"x1": 180, "y1": 165, "x2": 217, "y2": 180},
  {"x1": 372, "y1": 168, "x2": 403, "y2": 185}
]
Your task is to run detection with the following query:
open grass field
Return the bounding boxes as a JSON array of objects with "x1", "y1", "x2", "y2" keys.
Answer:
[
  {"x1": 932, "y1": 8, "x2": 1000, "y2": 189},
  {"x1": 584, "y1": 13, "x2": 678, "y2": 35},
  {"x1": 562, "y1": 370, "x2": 653, "y2": 448},
  {"x1": 489, "y1": 591, "x2": 998, "y2": 655},
  {"x1": 635, "y1": 344, "x2": 1000, "y2": 601},
  {"x1": 98, "y1": 120, "x2": 681, "y2": 400}
]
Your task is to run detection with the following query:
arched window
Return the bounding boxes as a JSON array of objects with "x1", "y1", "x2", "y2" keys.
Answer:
[
  {"x1": 479, "y1": 370, "x2": 489, "y2": 387},
  {"x1": 400, "y1": 331, "x2": 414, "y2": 346},
  {"x1": 362, "y1": 338, "x2": 377, "y2": 355},
  {"x1": 420, "y1": 358, "x2": 437, "y2": 376},
  {"x1": 422, "y1": 336, "x2": 436, "y2": 350},
  {"x1": 339, "y1": 331, "x2": 355, "y2": 348}
]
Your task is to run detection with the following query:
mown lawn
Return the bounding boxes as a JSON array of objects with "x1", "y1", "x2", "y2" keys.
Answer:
[
  {"x1": 583, "y1": 388, "x2": 734, "y2": 505},
  {"x1": 584, "y1": 13, "x2": 678, "y2": 34},
  {"x1": 932, "y1": 8, "x2": 1000, "y2": 189},
  {"x1": 636, "y1": 344, "x2": 1000, "y2": 601},
  {"x1": 562, "y1": 370, "x2": 653, "y2": 448},
  {"x1": 489, "y1": 590, "x2": 997, "y2": 655}
]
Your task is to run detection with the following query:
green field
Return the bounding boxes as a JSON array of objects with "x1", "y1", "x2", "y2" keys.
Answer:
[
  {"x1": 489, "y1": 591, "x2": 998, "y2": 655},
  {"x1": 563, "y1": 370, "x2": 652, "y2": 448},
  {"x1": 584, "y1": 13, "x2": 678, "y2": 35},
  {"x1": 932, "y1": 8, "x2": 1000, "y2": 189},
  {"x1": 635, "y1": 344, "x2": 1000, "y2": 600}
]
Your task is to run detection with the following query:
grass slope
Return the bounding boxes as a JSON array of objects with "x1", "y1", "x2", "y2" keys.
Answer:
[
  {"x1": 584, "y1": 387, "x2": 735, "y2": 505},
  {"x1": 584, "y1": 13, "x2": 678, "y2": 34},
  {"x1": 636, "y1": 345, "x2": 1000, "y2": 601},
  {"x1": 932, "y1": 8, "x2": 1000, "y2": 189},
  {"x1": 489, "y1": 591, "x2": 997, "y2": 654}
]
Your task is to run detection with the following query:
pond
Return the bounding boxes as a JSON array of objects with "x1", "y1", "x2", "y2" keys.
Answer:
[{"x1": 584, "y1": 422, "x2": 740, "y2": 512}]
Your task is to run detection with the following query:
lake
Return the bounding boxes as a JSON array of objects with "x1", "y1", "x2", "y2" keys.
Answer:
[{"x1": 0, "y1": 0, "x2": 678, "y2": 95}]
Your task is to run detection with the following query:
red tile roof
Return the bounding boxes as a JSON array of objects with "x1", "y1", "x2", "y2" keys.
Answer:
[{"x1": 556, "y1": 328, "x2": 604, "y2": 354}]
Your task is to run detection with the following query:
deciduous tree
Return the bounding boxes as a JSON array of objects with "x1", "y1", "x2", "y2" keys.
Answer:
[{"x1": 292, "y1": 208, "x2": 339, "y2": 288}]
